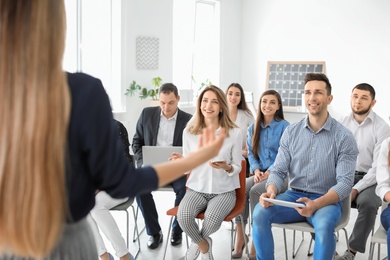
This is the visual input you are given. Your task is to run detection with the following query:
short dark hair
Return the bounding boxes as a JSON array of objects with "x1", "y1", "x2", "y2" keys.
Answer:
[
  {"x1": 159, "y1": 83, "x2": 178, "y2": 97},
  {"x1": 304, "y1": 73, "x2": 332, "y2": 95},
  {"x1": 352, "y1": 83, "x2": 375, "y2": 100}
]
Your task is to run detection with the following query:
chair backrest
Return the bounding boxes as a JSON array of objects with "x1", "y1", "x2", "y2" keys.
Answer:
[
  {"x1": 110, "y1": 197, "x2": 135, "y2": 211},
  {"x1": 381, "y1": 201, "x2": 389, "y2": 213},
  {"x1": 223, "y1": 160, "x2": 246, "y2": 220},
  {"x1": 195, "y1": 160, "x2": 246, "y2": 220},
  {"x1": 335, "y1": 194, "x2": 351, "y2": 230}
]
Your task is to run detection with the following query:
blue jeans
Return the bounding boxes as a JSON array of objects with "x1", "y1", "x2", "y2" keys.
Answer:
[
  {"x1": 252, "y1": 190, "x2": 342, "y2": 260},
  {"x1": 380, "y1": 205, "x2": 390, "y2": 257}
]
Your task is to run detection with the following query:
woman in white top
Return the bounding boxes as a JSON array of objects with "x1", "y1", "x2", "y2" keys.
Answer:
[
  {"x1": 226, "y1": 83, "x2": 255, "y2": 163},
  {"x1": 176, "y1": 85, "x2": 242, "y2": 260},
  {"x1": 375, "y1": 136, "x2": 390, "y2": 257}
]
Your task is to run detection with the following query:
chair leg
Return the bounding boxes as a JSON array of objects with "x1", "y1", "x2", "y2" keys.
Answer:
[
  {"x1": 291, "y1": 231, "x2": 304, "y2": 259},
  {"x1": 130, "y1": 205, "x2": 141, "y2": 259},
  {"x1": 282, "y1": 228, "x2": 288, "y2": 260},
  {"x1": 368, "y1": 242, "x2": 375, "y2": 260},
  {"x1": 125, "y1": 210, "x2": 130, "y2": 248},
  {"x1": 162, "y1": 216, "x2": 174, "y2": 260},
  {"x1": 132, "y1": 205, "x2": 146, "y2": 243},
  {"x1": 237, "y1": 216, "x2": 250, "y2": 259},
  {"x1": 307, "y1": 237, "x2": 313, "y2": 256}
]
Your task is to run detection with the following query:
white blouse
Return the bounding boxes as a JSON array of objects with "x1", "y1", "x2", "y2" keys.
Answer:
[
  {"x1": 183, "y1": 127, "x2": 242, "y2": 194},
  {"x1": 235, "y1": 109, "x2": 254, "y2": 149},
  {"x1": 376, "y1": 137, "x2": 390, "y2": 200}
]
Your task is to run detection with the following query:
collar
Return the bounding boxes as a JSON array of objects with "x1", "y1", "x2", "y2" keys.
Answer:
[
  {"x1": 160, "y1": 108, "x2": 178, "y2": 120},
  {"x1": 303, "y1": 113, "x2": 333, "y2": 133},
  {"x1": 260, "y1": 118, "x2": 279, "y2": 129},
  {"x1": 349, "y1": 109, "x2": 374, "y2": 125}
]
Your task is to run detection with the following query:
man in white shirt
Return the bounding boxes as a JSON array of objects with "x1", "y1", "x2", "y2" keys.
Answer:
[{"x1": 337, "y1": 83, "x2": 390, "y2": 260}]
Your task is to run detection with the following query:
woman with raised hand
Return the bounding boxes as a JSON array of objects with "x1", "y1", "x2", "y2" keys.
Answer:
[
  {"x1": 232, "y1": 90, "x2": 289, "y2": 259},
  {"x1": 375, "y1": 136, "x2": 390, "y2": 257},
  {"x1": 0, "y1": 1, "x2": 226, "y2": 259},
  {"x1": 176, "y1": 85, "x2": 242, "y2": 260}
]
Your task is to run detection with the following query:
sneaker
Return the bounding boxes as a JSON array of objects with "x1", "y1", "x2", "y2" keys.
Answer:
[
  {"x1": 335, "y1": 250, "x2": 355, "y2": 260},
  {"x1": 179, "y1": 242, "x2": 200, "y2": 260},
  {"x1": 201, "y1": 237, "x2": 214, "y2": 260}
]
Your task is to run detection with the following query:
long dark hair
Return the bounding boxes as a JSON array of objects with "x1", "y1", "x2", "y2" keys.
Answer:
[
  {"x1": 252, "y1": 90, "x2": 284, "y2": 159},
  {"x1": 226, "y1": 83, "x2": 253, "y2": 117}
]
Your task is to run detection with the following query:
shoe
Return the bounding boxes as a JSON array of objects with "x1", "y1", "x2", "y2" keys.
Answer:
[
  {"x1": 147, "y1": 231, "x2": 163, "y2": 249},
  {"x1": 248, "y1": 256, "x2": 256, "y2": 260},
  {"x1": 171, "y1": 232, "x2": 182, "y2": 246},
  {"x1": 335, "y1": 250, "x2": 355, "y2": 260},
  {"x1": 231, "y1": 234, "x2": 248, "y2": 258},
  {"x1": 201, "y1": 237, "x2": 214, "y2": 260},
  {"x1": 180, "y1": 242, "x2": 200, "y2": 260}
]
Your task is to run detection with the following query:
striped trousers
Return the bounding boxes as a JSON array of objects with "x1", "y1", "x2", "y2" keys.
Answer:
[{"x1": 177, "y1": 189, "x2": 236, "y2": 243}]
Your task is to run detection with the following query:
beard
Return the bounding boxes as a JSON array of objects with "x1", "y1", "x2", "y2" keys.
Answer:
[{"x1": 352, "y1": 106, "x2": 371, "y2": 115}]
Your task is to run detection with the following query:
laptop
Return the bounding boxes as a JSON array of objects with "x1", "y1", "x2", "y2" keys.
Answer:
[{"x1": 142, "y1": 146, "x2": 183, "y2": 167}]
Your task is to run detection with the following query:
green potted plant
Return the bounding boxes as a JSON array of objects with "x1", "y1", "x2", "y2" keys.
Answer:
[
  {"x1": 191, "y1": 76, "x2": 212, "y2": 96},
  {"x1": 125, "y1": 76, "x2": 163, "y2": 100}
]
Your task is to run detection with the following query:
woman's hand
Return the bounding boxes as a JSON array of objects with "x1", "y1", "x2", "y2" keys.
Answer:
[
  {"x1": 209, "y1": 160, "x2": 229, "y2": 170},
  {"x1": 259, "y1": 170, "x2": 270, "y2": 182},
  {"x1": 169, "y1": 152, "x2": 182, "y2": 161}
]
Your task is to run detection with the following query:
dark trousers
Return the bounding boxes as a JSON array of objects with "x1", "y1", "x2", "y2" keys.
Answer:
[{"x1": 136, "y1": 175, "x2": 186, "y2": 236}]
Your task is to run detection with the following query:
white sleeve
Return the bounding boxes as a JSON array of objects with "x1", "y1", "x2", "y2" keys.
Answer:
[{"x1": 375, "y1": 137, "x2": 390, "y2": 200}]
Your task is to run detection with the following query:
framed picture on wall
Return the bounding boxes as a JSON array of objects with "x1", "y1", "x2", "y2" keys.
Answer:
[{"x1": 266, "y1": 61, "x2": 326, "y2": 111}]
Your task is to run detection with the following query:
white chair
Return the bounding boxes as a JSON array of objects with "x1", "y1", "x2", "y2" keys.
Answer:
[
  {"x1": 368, "y1": 201, "x2": 389, "y2": 260},
  {"x1": 110, "y1": 197, "x2": 141, "y2": 259},
  {"x1": 272, "y1": 194, "x2": 351, "y2": 260}
]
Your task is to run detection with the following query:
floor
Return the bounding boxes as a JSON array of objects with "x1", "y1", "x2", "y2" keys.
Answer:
[{"x1": 103, "y1": 191, "x2": 388, "y2": 260}]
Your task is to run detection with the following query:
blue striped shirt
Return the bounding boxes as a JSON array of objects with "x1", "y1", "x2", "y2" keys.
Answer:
[
  {"x1": 247, "y1": 119, "x2": 290, "y2": 173},
  {"x1": 267, "y1": 114, "x2": 358, "y2": 200}
]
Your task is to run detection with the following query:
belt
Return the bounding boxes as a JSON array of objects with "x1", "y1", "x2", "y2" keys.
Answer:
[
  {"x1": 291, "y1": 188, "x2": 309, "y2": 193},
  {"x1": 291, "y1": 188, "x2": 321, "y2": 195},
  {"x1": 355, "y1": 171, "x2": 366, "y2": 176}
]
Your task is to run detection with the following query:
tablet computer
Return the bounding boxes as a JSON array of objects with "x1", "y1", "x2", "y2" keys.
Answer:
[
  {"x1": 142, "y1": 146, "x2": 182, "y2": 166},
  {"x1": 262, "y1": 198, "x2": 306, "y2": 208}
]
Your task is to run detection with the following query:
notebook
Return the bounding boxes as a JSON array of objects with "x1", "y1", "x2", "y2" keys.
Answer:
[{"x1": 142, "y1": 146, "x2": 183, "y2": 167}]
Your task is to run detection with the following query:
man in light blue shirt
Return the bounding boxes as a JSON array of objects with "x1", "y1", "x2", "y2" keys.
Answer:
[{"x1": 252, "y1": 73, "x2": 358, "y2": 260}]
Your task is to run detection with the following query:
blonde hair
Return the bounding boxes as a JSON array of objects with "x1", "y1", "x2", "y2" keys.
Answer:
[
  {"x1": 0, "y1": 0, "x2": 70, "y2": 258},
  {"x1": 188, "y1": 85, "x2": 237, "y2": 136}
]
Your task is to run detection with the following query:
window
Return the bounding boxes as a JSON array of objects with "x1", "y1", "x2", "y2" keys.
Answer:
[
  {"x1": 173, "y1": 0, "x2": 220, "y2": 105},
  {"x1": 63, "y1": 0, "x2": 123, "y2": 112}
]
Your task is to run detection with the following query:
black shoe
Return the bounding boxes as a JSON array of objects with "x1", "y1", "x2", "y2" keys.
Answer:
[
  {"x1": 170, "y1": 232, "x2": 182, "y2": 246},
  {"x1": 147, "y1": 232, "x2": 163, "y2": 249}
]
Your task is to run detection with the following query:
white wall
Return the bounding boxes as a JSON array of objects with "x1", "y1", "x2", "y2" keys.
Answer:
[
  {"x1": 219, "y1": 0, "x2": 242, "y2": 88},
  {"x1": 116, "y1": 0, "x2": 390, "y2": 142},
  {"x1": 240, "y1": 0, "x2": 390, "y2": 122},
  {"x1": 114, "y1": 0, "x2": 174, "y2": 138},
  {"x1": 115, "y1": 0, "x2": 243, "y2": 140}
]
